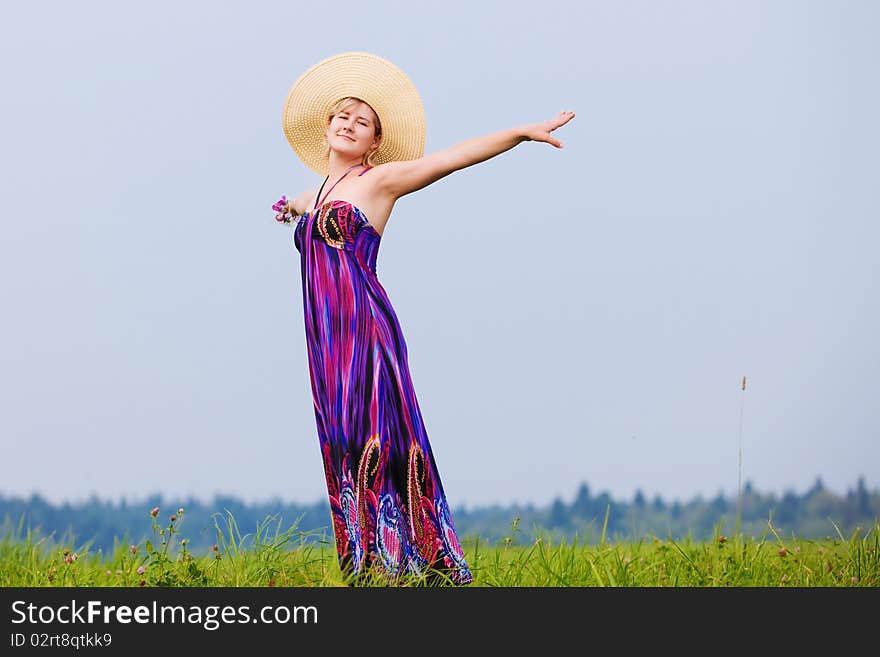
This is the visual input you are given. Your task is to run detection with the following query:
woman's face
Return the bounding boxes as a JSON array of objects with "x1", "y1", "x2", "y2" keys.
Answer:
[{"x1": 326, "y1": 101, "x2": 380, "y2": 157}]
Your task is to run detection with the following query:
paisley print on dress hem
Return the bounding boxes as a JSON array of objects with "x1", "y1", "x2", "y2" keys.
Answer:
[{"x1": 295, "y1": 197, "x2": 472, "y2": 585}]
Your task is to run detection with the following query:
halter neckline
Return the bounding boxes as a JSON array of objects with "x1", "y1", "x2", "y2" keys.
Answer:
[{"x1": 313, "y1": 164, "x2": 373, "y2": 210}]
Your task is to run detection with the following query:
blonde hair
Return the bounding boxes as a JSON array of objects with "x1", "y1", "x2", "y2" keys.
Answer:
[{"x1": 323, "y1": 97, "x2": 383, "y2": 167}]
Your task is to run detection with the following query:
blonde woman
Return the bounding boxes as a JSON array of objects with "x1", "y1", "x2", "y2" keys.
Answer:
[{"x1": 277, "y1": 52, "x2": 574, "y2": 585}]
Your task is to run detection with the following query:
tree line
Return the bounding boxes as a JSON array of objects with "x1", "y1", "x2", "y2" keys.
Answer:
[{"x1": 1, "y1": 476, "x2": 876, "y2": 555}]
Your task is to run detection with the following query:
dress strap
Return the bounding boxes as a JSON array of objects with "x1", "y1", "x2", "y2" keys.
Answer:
[
  {"x1": 312, "y1": 176, "x2": 329, "y2": 210},
  {"x1": 314, "y1": 163, "x2": 367, "y2": 209}
]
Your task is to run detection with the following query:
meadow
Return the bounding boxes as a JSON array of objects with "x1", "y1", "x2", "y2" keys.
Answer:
[{"x1": 1, "y1": 507, "x2": 877, "y2": 587}]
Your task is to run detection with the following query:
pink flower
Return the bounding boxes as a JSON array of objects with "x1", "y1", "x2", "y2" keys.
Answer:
[
  {"x1": 272, "y1": 195, "x2": 295, "y2": 224},
  {"x1": 137, "y1": 566, "x2": 145, "y2": 575},
  {"x1": 150, "y1": 507, "x2": 159, "y2": 518}
]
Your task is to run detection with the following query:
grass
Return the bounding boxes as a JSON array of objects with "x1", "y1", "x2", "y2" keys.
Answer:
[{"x1": 1, "y1": 506, "x2": 877, "y2": 587}]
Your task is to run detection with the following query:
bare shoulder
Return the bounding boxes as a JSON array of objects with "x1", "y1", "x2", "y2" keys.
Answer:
[
  {"x1": 364, "y1": 161, "x2": 416, "y2": 202},
  {"x1": 368, "y1": 153, "x2": 455, "y2": 200},
  {"x1": 292, "y1": 186, "x2": 321, "y2": 215},
  {"x1": 357, "y1": 164, "x2": 395, "y2": 201}
]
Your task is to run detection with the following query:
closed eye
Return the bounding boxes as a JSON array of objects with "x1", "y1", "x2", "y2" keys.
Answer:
[{"x1": 338, "y1": 114, "x2": 369, "y2": 126}]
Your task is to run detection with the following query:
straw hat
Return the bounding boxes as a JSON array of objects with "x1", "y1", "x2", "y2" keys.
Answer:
[{"x1": 282, "y1": 51, "x2": 426, "y2": 177}]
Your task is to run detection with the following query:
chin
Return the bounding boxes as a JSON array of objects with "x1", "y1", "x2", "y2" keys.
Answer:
[{"x1": 337, "y1": 147, "x2": 367, "y2": 159}]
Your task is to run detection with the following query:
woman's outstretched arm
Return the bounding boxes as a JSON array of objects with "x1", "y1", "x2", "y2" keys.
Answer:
[{"x1": 376, "y1": 110, "x2": 576, "y2": 199}]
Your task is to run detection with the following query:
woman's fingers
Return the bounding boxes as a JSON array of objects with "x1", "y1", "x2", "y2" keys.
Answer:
[
  {"x1": 523, "y1": 110, "x2": 574, "y2": 145},
  {"x1": 548, "y1": 112, "x2": 575, "y2": 131}
]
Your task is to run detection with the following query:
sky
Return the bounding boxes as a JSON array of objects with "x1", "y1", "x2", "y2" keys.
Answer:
[{"x1": 1, "y1": 0, "x2": 877, "y2": 510}]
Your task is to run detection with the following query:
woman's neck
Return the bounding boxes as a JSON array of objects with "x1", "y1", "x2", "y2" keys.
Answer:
[{"x1": 327, "y1": 152, "x2": 365, "y2": 181}]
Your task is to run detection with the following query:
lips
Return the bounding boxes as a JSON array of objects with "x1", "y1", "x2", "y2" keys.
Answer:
[{"x1": 338, "y1": 134, "x2": 355, "y2": 141}]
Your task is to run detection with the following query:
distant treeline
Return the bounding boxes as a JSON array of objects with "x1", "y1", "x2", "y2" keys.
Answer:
[{"x1": 1, "y1": 477, "x2": 877, "y2": 555}]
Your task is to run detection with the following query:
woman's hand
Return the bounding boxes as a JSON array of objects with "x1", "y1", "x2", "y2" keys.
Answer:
[{"x1": 522, "y1": 110, "x2": 576, "y2": 148}]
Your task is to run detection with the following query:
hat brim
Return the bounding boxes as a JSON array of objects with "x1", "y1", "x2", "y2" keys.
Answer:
[{"x1": 282, "y1": 51, "x2": 426, "y2": 177}]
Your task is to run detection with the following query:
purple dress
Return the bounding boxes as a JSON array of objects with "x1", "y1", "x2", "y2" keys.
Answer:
[{"x1": 291, "y1": 167, "x2": 473, "y2": 585}]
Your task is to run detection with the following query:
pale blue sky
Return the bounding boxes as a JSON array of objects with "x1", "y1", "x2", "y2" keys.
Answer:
[{"x1": 1, "y1": 0, "x2": 877, "y2": 509}]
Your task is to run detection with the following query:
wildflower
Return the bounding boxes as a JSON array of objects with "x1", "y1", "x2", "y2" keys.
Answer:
[
  {"x1": 105, "y1": 570, "x2": 112, "y2": 576},
  {"x1": 115, "y1": 569, "x2": 122, "y2": 575},
  {"x1": 138, "y1": 579, "x2": 146, "y2": 587},
  {"x1": 137, "y1": 566, "x2": 145, "y2": 575},
  {"x1": 818, "y1": 547, "x2": 824, "y2": 554},
  {"x1": 130, "y1": 545, "x2": 137, "y2": 554},
  {"x1": 778, "y1": 548, "x2": 788, "y2": 557},
  {"x1": 63, "y1": 549, "x2": 70, "y2": 556},
  {"x1": 211, "y1": 544, "x2": 219, "y2": 552},
  {"x1": 170, "y1": 515, "x2": 177, "y2": 522},
  {"x1": 178, "y1": 508, "x2": 184, "y2": 516},
  {"x1": 794, "y1": 546, "x2": 801, "y2": 553},
  {"x1": 622, "y1": 557, "x2": 632, "y2": 565},
  {"x1": 851, "y1": 576, "x2": 858, "y2": 584},
  {"x1": 181, "y1": 539, "x2": 189, "y2": 546},
  {"x1": 150, "y1": 507, "x2": 159, "y2": 518},
  {"x1": 718, "y1": 535, "x2": 727, "y2": 544}
]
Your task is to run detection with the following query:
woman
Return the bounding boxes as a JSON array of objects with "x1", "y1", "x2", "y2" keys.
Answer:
[{"x1": 276, "y1": 52, "x2": 574, "y2": 585}]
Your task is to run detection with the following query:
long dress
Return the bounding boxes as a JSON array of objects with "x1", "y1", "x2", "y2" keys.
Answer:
[{"x1": 291, "y1": 166, "x2": 473, "y2": 585}]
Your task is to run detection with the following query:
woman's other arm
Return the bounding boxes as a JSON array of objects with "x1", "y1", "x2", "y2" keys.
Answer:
[
  {"x1": 287, "y1": 187, "x2": 318, "y2": 216},
  {"x1": 376, "y1": 110, "x2": 575, "y2": 199}
]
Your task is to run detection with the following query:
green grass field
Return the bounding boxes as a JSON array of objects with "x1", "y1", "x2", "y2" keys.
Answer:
[{"x1": 2, "y1": 509, "x2": 877, "y2": 587}]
